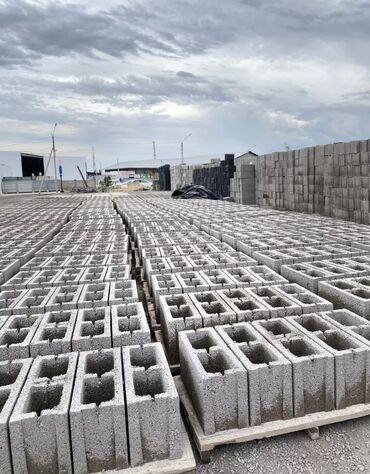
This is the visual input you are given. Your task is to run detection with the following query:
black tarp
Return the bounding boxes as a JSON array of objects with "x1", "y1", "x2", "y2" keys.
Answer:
[{"x1": 171, "y1": 184, "x2": 220, "y2": 200}]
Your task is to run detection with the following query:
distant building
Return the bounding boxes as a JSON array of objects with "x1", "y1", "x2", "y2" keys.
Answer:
[{"x1": 0, "y1": 151, "x2": 87, "y2": 180}]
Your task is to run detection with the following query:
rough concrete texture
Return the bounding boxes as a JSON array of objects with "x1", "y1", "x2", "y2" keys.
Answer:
[
  {"x1": 72, "y1": 307, "x2": 111, "y2": 352},
  {"x1": 13, "y1": 287, "x2": 56, "y2": 315},
  {"x1": 253, "y1": 318, "x2": 335, "y2": 416},
  {"x1": 179, "y1": 328, "x2": 249, "y2": 435},
  {"x1": 159, "y1": 293, "x2": 203, "y2": 364},
  {"x1": 216, "y1": 322, "x2": 293, "y2": 426},
  {"x1": 111, "y1": 302, "x2": 151, "y2": 347},
  {"x1": 189, "y1": 291, "x2": 237, "y2": 327},
  {"x1": 319, "y1": 277, "x2": 370, "y2": 318},
  {"x1": 30, "y1": 310, "x2": 78, "y2": 357},
  {"x1": 9, "y1": 352, "x2": 78, "y2": 473},
  {"x1": 0, "y1": 358, "x2": 32, "y2": 474},
  {"x1": 109, "y1": 280, "x2": 139, "y2": 305},
  {"x1": 0, "y1": 315, "x2": 41, "y2": 360},
  {"x1": 0, "y1": 289, "x2": 26, "y2": 316},
  {"x1": 70, "y1": 348, "x2": 128, "y2": 473},
  {"x1": 218, "y1": 288, "x2": 270, "y2": 322},
  {"x1": 286, "y1": 313, "x2": 370, "y2": 408},
  {"x1": 77, "y1": 282, "x2": 110, "y2": 309},
  {"x1": 122, "y1": 343, "x2": 182, "y2": 466}
]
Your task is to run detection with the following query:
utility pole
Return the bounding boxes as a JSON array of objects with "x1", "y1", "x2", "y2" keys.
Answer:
[
  {"x1": 181, "y1": 133, "x2": 192, "y2": 165},
  {"x1": 52, "y1": 123, "x2": 58, "y2": 192},
  {"x1": 92, "y1": 146, "x2": 96, "y2": 174},
  {"x1": 152, "y1": 141, "x2": 157, "y2": 160}
]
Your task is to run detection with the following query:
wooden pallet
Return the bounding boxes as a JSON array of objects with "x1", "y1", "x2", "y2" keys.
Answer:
[
  {"x1": 155, "y1": 330, "x2": 181, "y2": 376},
  {"x1": 103, "y1": 421, "x2": 195, "y2": 473},
  {"x1": 175, "y1": 375, "x2": 370, "y2": 463}
]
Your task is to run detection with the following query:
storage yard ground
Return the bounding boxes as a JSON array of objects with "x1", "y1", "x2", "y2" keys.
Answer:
[{"x1": 1, "y1": 192, "x2": 370, "y2": 473}]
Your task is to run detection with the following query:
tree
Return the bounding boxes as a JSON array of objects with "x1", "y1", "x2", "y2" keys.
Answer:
[{"x1": 100, "y1": 176, "x2": 112, "y2": 188}]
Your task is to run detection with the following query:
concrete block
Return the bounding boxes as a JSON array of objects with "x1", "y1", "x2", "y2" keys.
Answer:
[
  {"x1": 179, "y1": 328, "x2": 249, "y2": 435},
  {"x1": 122, "y1": 343, "x2": 182, "y2": 466},
  {"x1": 111, "y1": 303, "x2": 151, "y2": 347},
  {"x1": 78, "y1": 266, "x2": 108, "y2": 284},
  {"x1": 0, "y1": 289, "x2": 26, "y2": 316},
  {"x1": 253, "y1": 318, "x2": 335, "y2": 416},
  {"x1": 159, "y1": 294, "x2": 203, "y2": 364},
  {"x1": 247, "y1": 265, "x2": 288, "y2": 286},
  {"x1": 78, "y1": 283, "x2": 110, "y2": 309},
  {"x1": 0, "y1": 358, "x2": 32, "y2": 474},
  {"x1": 1, "y1": 269, "x2": 40, "y2": 290},
  {"x1": 0, "y1": 315, "x2": 41, "y2": 360},
  {"x1": 109, "y1": 280, "x2": 139, "y2": 305},
  {"x1": 222, "y1": 266, "x2": 263, "y2": 288},
  {"x1": 27, "y1": 269, "x2": 63, "y2": 288},
  {"x1": 216, "y1": 323, "x2": 293, "y2": 425},
  {"x1": 70, "y1": 348, "x2": 128, "y2": 473},
  {"x1": 199, "y1": 269, "x2": 236, "y2": 290},
  {"x1": 9, "y1": 352, "x2": 78, "y2": 473},
  {"x1": 151, "y1": 273, "x2": 182, "y2": 307},
  {"x1": 218, "y1": 288, "x2": 270, "y2": 322},
  {"x1": 276, "y1": 283, "x2": 333, "y2": 313},
  {"x1": 53, "y1": 267, "x2": 85, "y2": 286},
  {"x1": 30, "y1": 310, "x2": 78, "y2": 357},
  {"x1": 247, "y1": 286, "x2": 302, "y2": 317},
  {"x1": 189, "y1": 291, "x2": 237, "y2": 327},
  {"x1": 287, "y1": 313, "x2": 370, "y2": 408},
  {"x1": 12, "y1": 287, "x2": 56, "y2": 315},
  {"x1": 45, "y1": 284, "x2": 84, "y2": 311},
  {"x1": 185, "y1": 254, "x2": 217, "y2": 271},
  {"x1": 166, "y1": 255, "x2": 193, "y2": 273},
  {"x1": 177, "y1": 271, "x2": 210, "y2": 293},
  {"x1": 72, "y1": 307, "x2": 111, "y2": 351}
]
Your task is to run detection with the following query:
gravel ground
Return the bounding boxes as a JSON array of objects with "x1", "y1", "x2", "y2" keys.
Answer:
[{"x1": 195, "y1": 416, "x2": 370, "y2": 473}]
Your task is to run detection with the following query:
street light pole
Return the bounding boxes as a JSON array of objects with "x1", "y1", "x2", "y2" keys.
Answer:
[
  {"x1": 181, "y1": 133, "x2": 192, "y2": 165},
  {"x1": 52, "y1": 123, "x2": 58, "y2": 192}
]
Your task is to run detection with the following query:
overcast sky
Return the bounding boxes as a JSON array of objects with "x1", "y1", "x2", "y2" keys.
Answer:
[{"x1": 1, "y1": 0, "x2": 370, "y2": 167}]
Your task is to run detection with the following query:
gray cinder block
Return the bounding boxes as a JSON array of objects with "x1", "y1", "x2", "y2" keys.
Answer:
[
  {"x1": 9, "y1": 352, "x2": 78, "y2": 474},
  {"x1": 159, "y1": 293, "x2": 202, "y2": 364},
  {"x1": 111, "y1": 303, "x2": 151, "y2": 347},
  {"x1": 122, "y1": 343, "x2": 182, "y2": 466},
  {"x1": 253, "y1": 318, "x2": 335, "y2": 416},
  {"x1": 30, "y1": 310, "x2": 78, "y2": 357},
  {"x1": 109, "y1": 280, "x2": 139, "y2": 305},
  {"x1": 216, "y1": 323, "x2": 293, "y2": 425},
  {"x1": 53, "y1": 267, "x2": 85, "y2": 287},
  {"x1": 189, "y1": 291, "x2": 237, "y2": 327},
  {"x1": 319, "y1": 277, "x2": 370, "y2": 318},
  {"x1": 70, "y1": 348, "x2": 128, "y2": 473},
  {"x1": 72, "y1": 307, "x2": 111, "y2": 352},
  {"x1": 218, "y1": 288, "x2": 270, "y2": 322},
  {"x1": 12, "y1": 287, "x2": 56, "y2": 315},
  {"x1": 151, "y1": 273, "x2": 182, "y2": 307},
  {"x1": 247, "y1": 286, "x2": 302, "y2": 317},
  {"x1": 179, "y1": 328, "x2": 249, "y2": 435},
  {"x1": 247, "y1": 265, "x2": 288, "y2": 286},
  {"x1": 177, "y1": 271, "x2": 210, "y2": 293},
  {"x1": 276, "y1": 283, "x2": 333, "y2": 313},
  {"x1": 78, "y1": 266, "x2": 108, "y2": 284},
  {"x1": 199, "y1": 269, "x2": 236, "y2": 290},
  {"x1": 287, "y1": 313, "x2": 370, "y2": 409},
  {"x1": 1, "y1": 269, "x2": 40, "y2": 290},
  {"x1": 0, "y1": 315, "x2": 42, "y2": 361},
  {"x1": 45, "y1": 284, "x2": 84, "y2": 311},
  {"x1": 222, "y1": 266, "x2": 263, "y2": 288},
  {"x1": 27, "y1": 269, "x2": 62, "y2": 288},
  {"x1": 0, "y1": 289, "x2": 26, "y2": 316},
  {"x1": 78, "y1": 283, "x2": 110, "y2": 309},
  {"x1": 104, "y1": 265, "x2": 130, "y2": 282},
  {"x1": 0, "y1": 358, "x2": 32, "y2": 474}
]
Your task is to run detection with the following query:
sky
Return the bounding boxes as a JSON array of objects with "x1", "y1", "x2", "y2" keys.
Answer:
[{"x1": 1, "y1": 0, "x2": 370, "y2": 168}]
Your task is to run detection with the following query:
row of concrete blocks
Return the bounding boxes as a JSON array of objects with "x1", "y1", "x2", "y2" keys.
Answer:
[
  {"x1": 281, "y1": 256, "x2": 370, "y2": 292},
  {"x1": 149, "y1": 265, "x2": 287, "y2": 295},
  {"x1": 0, "y1": 280, "x2": 138, "y2": 316},
  {"x1": 35, "y1": 240, "x2": 129, "y2": 257},
  {"x1": 318, "y1": 276, "x2": 370, "y2": 318},
  {"x1": 143, "y1": 253, "x2": 257, "y2": 278},
  {"x1": 249, "y1": 244, "x2": 367, "y2": 272},
  {"x1": 140, "y1": 241, "x2": 237, "y2": 260},
  {"x1": 180, "y1": 309, "x2": 370, "y2": 436},
  {"x1": 22, "y1": 252, "x2": 130, "y2": 270},
  {"x1": 1, "y1": 265, "x2": 131, "y2": 290},
  {"x1": 0, "y1": 344, "x2": 181, "y2": 473},
  {"x1": 159, "y1": 285, "x2": 333, "y2": 363},
  {"x1": 0, "y1": 302, "x2": 150, "y2": 360},
  {"x1": 130, "y1": 222, "x2": 193, "y2": 240},
  {"x1": 150, "y1": 270, "x2": 310, "y2": 307}
]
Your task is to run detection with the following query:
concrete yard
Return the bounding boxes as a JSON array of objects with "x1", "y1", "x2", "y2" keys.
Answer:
[{"x1": 1, "y1": 191, "x2": 370, "y2": 473}]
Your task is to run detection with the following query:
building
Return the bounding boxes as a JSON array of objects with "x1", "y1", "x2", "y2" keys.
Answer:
[{"x1": 0, "y1": 151, "x2": 87, "y2": 180}]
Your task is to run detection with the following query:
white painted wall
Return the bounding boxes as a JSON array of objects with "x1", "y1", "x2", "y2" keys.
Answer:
[{"x1": 0, "y1": 151, "x2": 87, "y2": 180}]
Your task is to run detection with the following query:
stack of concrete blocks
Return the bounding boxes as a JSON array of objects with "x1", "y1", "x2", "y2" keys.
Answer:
[
  {"x1": 170, "y1": 164, "x2": 196, "y2": 190},
  {"x1": 255, "y1": 139, "x2": 370, "y2": 225},
  {"x1": 230, "y1": 153, "x2": 258, "y2": 204}
]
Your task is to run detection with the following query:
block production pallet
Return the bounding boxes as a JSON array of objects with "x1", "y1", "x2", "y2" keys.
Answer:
[{"x1": 175, "y1": 376, "x2": 370, "y2": 463}]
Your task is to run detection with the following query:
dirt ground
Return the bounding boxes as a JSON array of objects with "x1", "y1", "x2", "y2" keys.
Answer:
[{"x1": 195, "y1": 416, "x2": 370, "y2": 473}]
